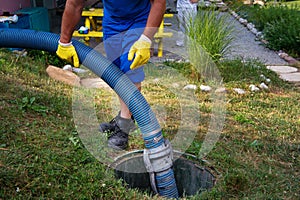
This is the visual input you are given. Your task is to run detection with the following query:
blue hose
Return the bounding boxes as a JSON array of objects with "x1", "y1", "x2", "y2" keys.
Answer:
[{"x1": 0, "y1": 28, "x2": 178, "y2": 198}]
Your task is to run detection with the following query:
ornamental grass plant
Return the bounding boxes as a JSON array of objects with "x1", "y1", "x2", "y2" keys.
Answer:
[
  {"x1": 186, "y1": 8, "x2": 235, "y2": 61},
  {"x1": 185, "y1": 8, "x2": 235, "y2": 82}
]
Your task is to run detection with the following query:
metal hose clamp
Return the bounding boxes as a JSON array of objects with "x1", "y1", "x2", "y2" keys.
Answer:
[{"x1": 143, "y1": 139, "x2": 174, "y2": 193}]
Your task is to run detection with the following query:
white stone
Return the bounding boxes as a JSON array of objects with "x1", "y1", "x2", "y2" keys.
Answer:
[
  {"x1": 205, "y1": 2, "x2": 212, "y2": 6},
  {"x1": 239, "y1": 18, "x2": 248, "y2": 24},
  {"x1": 63, "y1": 64, "x2": 73, "y2": 71},
  {"x1": 267, "y1": 66, "x2": 298, "y2": 74},
  {"x1": 278, "y1": 52, "x2": 288, "y2": 58},
  {"x1": 250, "y1": 28, "x2": 258, "y2": 35},
  {"x1": 153, "y1": 78, "x2": 160, "y2": 83},
  {"x1": 165, "y1": 58, "x2": 175, "y2": 62},
  {"x1": 183, "y1": 84, "x2": 197, "y2": 90},
  {"x1": 260, "y1": 74, "x2": 271, "y2": 83},
  {"x1": 259, "y1": 82, "x2": 269, "y2": 90},
  {"x1": 232, "y1": 13, "x2": 238, "y2": 18},
  {"x1": 172, "y1": 83, "x2": 180, "y2": 88},
  {"x1": 215, "y1": 87, "x2": 227, "y2": 93},
  {"x1": 229, "y1": 10, "x2": 236, "y2": 15},
  {"x1": 256, "y1": 31, "x2": 263, "y2": 38},
  {"x1": 260, "y1": 74, "x2": 266, "y2": 79},
  {"x1": 216, "y1": 2, "x2": 226, "y2": 7},
  {"x1": 233, "y1": 88, "x2": 246, "y2": 94},
  {"x1": 247, "y1": 23, "x2": 254, "y2": 30},
  {"x1": 249, "y1": 84, "x2": 260, "y2": 91},
  {"x1": 200, "y1": 85, "x2": 212, "y2": 91}
]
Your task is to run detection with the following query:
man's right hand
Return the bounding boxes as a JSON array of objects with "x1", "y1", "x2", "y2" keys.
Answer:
[{"x1": 56, "y1": 41, "x2": 79, "y2": 67}]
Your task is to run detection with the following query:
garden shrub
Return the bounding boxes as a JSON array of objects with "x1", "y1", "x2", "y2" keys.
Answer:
[
  {"x1": 234, "y1": 3, "x2": 300, "y2": 57},
  {"x1": 263, "y1": 15, "x2": 300, "y2": 56}
]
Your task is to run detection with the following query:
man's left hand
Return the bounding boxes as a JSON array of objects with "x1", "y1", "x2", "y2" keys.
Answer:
[{"x1": 128, "y1": 34, "x2": 152, "y2": 70}]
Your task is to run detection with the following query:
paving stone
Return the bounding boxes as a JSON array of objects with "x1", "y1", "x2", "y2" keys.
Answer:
[
  {"x1": 267, "y1": 65, "x2": 298, "y2": 74},
  {"x1": 80, "y1": 78, "x2": 111, "y2": 89},
  {"x1": 46, "y1": 65, "x2": 81, "y2": 86},
  {"x1": 279, "y1": 73, "x2": 300, "y2": 82}
]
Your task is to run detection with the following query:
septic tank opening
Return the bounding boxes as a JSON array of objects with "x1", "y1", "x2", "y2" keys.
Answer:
[{"x1": 110, "y1": 150, "x2": 218, "y2": 198}]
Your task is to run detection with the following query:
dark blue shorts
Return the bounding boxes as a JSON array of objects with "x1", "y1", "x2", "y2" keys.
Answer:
[{"x1": 103, "y1": 18, "x2": 147, "y2": 83}]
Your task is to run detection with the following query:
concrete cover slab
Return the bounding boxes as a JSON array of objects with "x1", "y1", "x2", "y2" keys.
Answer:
[
  {"x1": 267, "y1": 66, "x2": 298, "y2": 74},
  {"x1": 280, "y1": 73, "x2": 300, "y2": 82}
]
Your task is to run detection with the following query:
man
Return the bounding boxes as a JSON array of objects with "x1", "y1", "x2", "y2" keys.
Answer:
[
  {"x1": 176, "y1": 0, "x2": 198, "y2": 46},
  {"x1": 56, "y1": 0, "x2": 166, "y2": 150}
]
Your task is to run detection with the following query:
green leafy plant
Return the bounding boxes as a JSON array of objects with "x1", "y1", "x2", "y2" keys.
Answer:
[
  {"x1": 234, "y1": 113, "x2": 254, "y2": 125},
  {"x1": 19, "y1": 96, "x2": 48, "y2": 114}
]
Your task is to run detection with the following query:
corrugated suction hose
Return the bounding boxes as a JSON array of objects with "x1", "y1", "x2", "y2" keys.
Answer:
[{"x1": 0, "y1": 28, "x2": 178, "y2": 198}]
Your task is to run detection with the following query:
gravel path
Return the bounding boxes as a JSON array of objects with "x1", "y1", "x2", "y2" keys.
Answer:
[
  {"x1": 222, "y1": 12, "x2": 288, "y2": 65},
  {"x1": 150, "y1": 11, "x2": 288, "y2": 66}
]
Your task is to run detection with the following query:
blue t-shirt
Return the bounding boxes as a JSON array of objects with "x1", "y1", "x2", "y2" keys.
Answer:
[
  {"x1": 103, "y1": 0, "x2": 150, "y2": 19},
  {"x1": 102, "y1": 0, "x2": 151, "y2": 34}
]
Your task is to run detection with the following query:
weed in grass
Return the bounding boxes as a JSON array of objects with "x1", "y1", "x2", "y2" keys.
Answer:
[
  {"x1": 224, "y1": 169, "x2": 250, "y2": 194},
  {"x1": 18, "y1": 96, "x2": 48, "y2": 115},
  {"x1": 218, "y1": 59, "x2": 292, "y2": 89},
  {"x1": 234, "y1": 113, "x2": 255, "y2": 125}
]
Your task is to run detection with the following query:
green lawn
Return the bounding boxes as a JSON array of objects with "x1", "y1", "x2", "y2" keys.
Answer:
[{"x1": 0, "y1": 49, "x2": 299, "y2": 199}]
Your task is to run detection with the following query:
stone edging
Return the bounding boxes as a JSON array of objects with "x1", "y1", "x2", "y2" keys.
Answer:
[
  {"x1": 225, "y1": 5, "x2": 299, "y2": 66},
  {"x1": 202, "y1": 0, "x2": 299, "y2": 66},
  {"x1": 201, "y1": 0, "x2": 300, "y2": 86},
  {"x1": 220, "y1": 2, "x2": 300, "y2": 86}
]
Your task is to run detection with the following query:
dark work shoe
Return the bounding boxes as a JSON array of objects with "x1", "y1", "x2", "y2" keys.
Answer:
[
  {"x1": 100, "y1": 113, "x2": 136, "y2": 150},
  {"x1": 99, "y1": 113, "x2": 136, "y2": 133},
  {"x1": 107, "y1": 127, "x2": 129, "y2": 150}
]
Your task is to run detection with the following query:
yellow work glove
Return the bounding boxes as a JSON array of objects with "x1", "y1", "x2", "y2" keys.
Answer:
[
  {"x1": 128, "y1": 34, "x2": 152, "y2": 70},
  {"x1": 56, "y1": 41, "x2": 80, "y2": 67}
]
